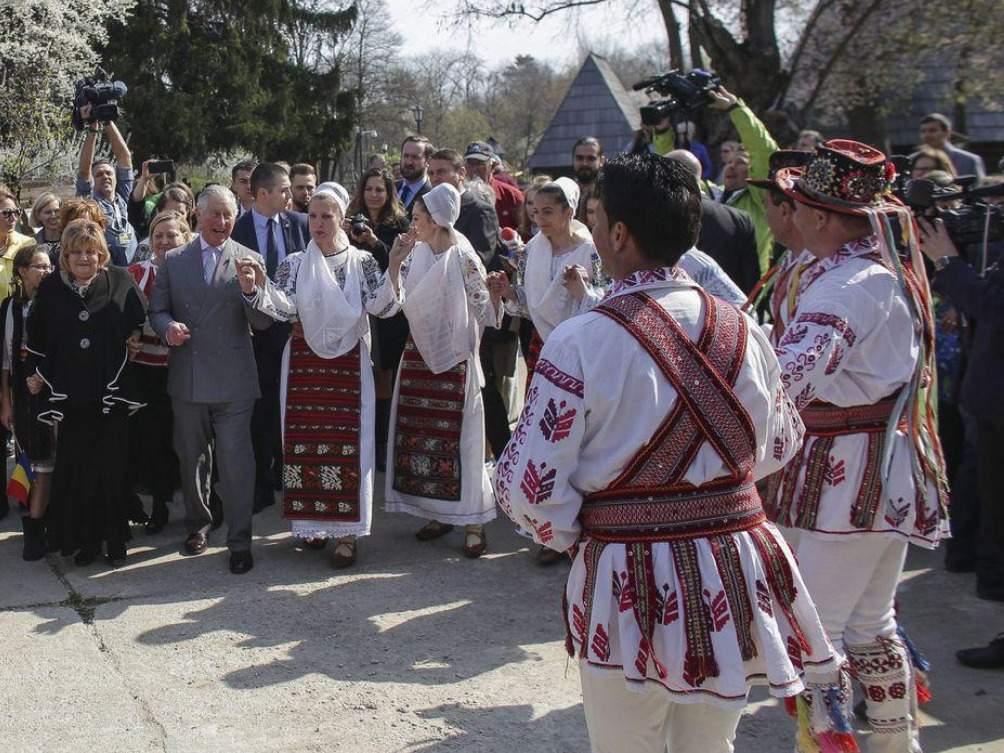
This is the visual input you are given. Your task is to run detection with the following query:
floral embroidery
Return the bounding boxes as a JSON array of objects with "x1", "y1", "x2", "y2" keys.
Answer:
[
  {"x1": 794, "y1": 312, "x2": 857, "y2": 346},
  {"x1": 538, "y1": 398, "x2": 576, "y2": 442},
  {"x1": 519, "y1": 459, "x2": 558, "y2": 504},
  {"x1": 779, "y1": 324, "x2": 808, "y2": 347},
  {"x1": 825, "y1": 343, "x2": 846, "y2": 375}
]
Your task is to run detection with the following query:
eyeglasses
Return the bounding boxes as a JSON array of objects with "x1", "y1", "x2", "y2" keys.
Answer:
[
  {"x1": 30, "y1": 264, "x2": 53, "y2": 272},
  {"x1": 0, "y1": 209, "x2": 18, "y2": 219}
]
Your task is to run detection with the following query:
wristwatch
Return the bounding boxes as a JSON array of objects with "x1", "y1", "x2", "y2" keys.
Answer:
[{"x1": 934, "y1": 255, "x2": 956, "y2": 272}]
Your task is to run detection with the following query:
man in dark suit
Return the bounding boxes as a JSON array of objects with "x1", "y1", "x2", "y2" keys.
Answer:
[
  {"x1": 667, "y1": 149, "x2": 759, "y2": 294},
  {"x1": 230, "y1": 162, "x2": 310, "y2": 513},
  {"x1": 149, "y1": 185, "x2": 274, "y2": 574},
  {"x1": 395, "y1": 135, "x2": 433, "y2": 216},
  {"x1": 427, "y1": 148, "x2": 515, "y2": 459}
]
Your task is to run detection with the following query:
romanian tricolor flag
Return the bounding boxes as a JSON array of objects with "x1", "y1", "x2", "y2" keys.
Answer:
[{"x1": 7, "y1": 453, "x2": 34, "y2": 506}]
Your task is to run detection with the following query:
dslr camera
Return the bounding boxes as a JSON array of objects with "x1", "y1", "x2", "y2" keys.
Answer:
[
  {"x1": 72, "y1": 68, "x2": 128, "y2": 131},
  {"x1": 349, "y1": 213, "x2": 369, "y2": 236},
  {"x1": 633, "y1": 69, "x2": 721, "y2": 126},
  {"x1": 903, "y1": 176, "x2": 1004, "y2": 251}
]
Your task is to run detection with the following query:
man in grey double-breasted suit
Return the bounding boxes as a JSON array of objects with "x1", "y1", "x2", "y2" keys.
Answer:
[{"x1": 149, "y1": 185, "x2": 272, "y2": 574}]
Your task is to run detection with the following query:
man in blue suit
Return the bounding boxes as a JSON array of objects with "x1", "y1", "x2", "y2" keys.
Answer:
[{"x1": 230, "y1": 162, "x2": 309, "y2": 512}]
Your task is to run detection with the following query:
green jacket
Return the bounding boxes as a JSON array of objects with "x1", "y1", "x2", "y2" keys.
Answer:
[
  {"x1": 652, "y1": 129, "x2": 675, "y2": 157},
  {"x1": 727, "y1": 102, "x2": 778, "y2": 274}
]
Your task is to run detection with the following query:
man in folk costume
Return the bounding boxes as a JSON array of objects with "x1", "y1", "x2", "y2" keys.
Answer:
[
  {"x1": 760, "y1": 141, "x2": 949, "y2": 753},
  {"x1": 494, "y1": 153, "x2": 837, "y2": 753},
  {"x1": 384, "y1": 183, "x2": 500, "y2": 558},
  {"x1": 237, "y1": 183, "x2": 405, "y2": 568}
]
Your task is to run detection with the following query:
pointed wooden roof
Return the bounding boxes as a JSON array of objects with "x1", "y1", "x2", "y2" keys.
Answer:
[{"x1": 528, "y1": 53, "x2": 642, "y2": 173}]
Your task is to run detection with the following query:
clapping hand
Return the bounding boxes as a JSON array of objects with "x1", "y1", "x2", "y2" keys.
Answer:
[
  {"x1": 562, "y1": 264, "x2": 589, "y2": 300},
  {"x1": 390, "y1": 228, "x2": 417, "y2": 269},
  {"x1": 486, "y1": 271, "x2": 513, "y2": 301},
  {"x1": 26, "y1": 373, "x2": 44, "y2": 395},
  {"x1": 236, "y1": 256, "x2": 266, "y2": 294}
]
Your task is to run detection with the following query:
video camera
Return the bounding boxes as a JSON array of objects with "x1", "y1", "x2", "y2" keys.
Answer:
[
  {"x1": 902, "y1": 175, "x2": 1004, "y2": 250},
  {"x1": 633, "y1": 69, "x2": 721, "y2": 127},
  {"x1": 72, "y1": 68, "x2": 128, "y2": 131}
]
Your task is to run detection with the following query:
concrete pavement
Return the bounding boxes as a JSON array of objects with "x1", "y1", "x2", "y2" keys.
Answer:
[{"x1": 1, "y1": 488, "x2": 1003, "y2": 753}]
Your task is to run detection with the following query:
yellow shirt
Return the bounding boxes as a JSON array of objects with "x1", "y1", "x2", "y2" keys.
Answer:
[{"x1": 0, "y1": 231, "x2": 36, "y2": 302}]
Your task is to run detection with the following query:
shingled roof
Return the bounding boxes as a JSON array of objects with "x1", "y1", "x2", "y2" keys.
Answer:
[{"x1": 528, "y1": 53, "x2": 641, "y2": 174}]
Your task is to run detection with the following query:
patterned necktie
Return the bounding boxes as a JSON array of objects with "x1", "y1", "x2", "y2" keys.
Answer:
[
  {"x1": 203, "y1": 247, "x2": 217, "y2": 284},
  {"x1": 266, "y1": 217, "x2": 278, "y2": 280}
]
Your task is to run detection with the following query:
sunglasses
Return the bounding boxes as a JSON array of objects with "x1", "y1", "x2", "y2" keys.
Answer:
[{"x1": 0, "y1": 209, "x2": 18, "y2": 219}]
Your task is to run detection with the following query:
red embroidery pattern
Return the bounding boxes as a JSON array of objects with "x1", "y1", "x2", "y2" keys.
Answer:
[
  {"x1": 794, "y1": 312, "x2": 857, "y2": 346},
  {"x1": 884, "y1": 497, "x2": 909, "y2": 528},
  {"x1": 494, "y1": 384, "x2": 539, "y2": 510},
  {"x1": 755, "y1": 580, "x2": 773, "y2": 616},
  {"x1": 661, "y1": 587, "x2": 679, "y2": 625},
  {"x1": 538, "y1": 398, "x2": 576, "y2": 442},
  {"x1": 523, "y1": 515, "x2": 554, "y2": 543},
  {"x1": 823, "y1": 456, "x2": 846, "y2": 486},
  {"x1": 534, "y1": 358, "x2": 583, "y2": 398},
  {"x1": 710, "y1": 534, "x2": 757, "y2": 660},
  {"x1": 520, "y1": 460, "x2": 557, "y2": 504},
  {"x1": 590, "y1": 624, "x2": 611, "y2": 662},
  {"x1": 705, "y1": 589, "x2": 730, "y2": 632},
  {"x1": 779, "y1": 324, "x2": 808, "y2": 347},
  {"x1": 825, "y1": 342, "x2": 846, "y2": 375},
  {"x1": 773, "y1": 436, "x2": 787, "y2": 461}
]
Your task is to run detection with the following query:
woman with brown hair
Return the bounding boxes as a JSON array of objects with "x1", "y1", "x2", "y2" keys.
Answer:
[
  {"x1": 26, "y1": 219, "x2": 146, "y2": 567},
  {"x1": 344, "y1": 168, "x2": 410, "y2": 469},
  {"x1": 128, "y1": 210, "x2": 192, "y2": 533},
  {"x1": 1, "y1": 244, "x2": 55, "y2": 559},
  {"x1": 910, "y1": 145, "x2": 957, "y2": 179}
]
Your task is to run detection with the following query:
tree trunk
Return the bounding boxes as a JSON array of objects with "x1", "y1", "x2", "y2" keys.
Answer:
[{"x1": 656, "y1": 0, "x2": 686, "y2": 70}]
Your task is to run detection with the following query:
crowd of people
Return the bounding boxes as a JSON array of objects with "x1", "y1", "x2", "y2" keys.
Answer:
[{"x1": 0, "y1": 85, "x2": 1001, "y2": 753}]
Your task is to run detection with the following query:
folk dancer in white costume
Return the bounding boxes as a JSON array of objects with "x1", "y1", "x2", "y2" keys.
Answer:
[
  {"x1": 238, "y1": 183, "x2": 403, "y2": 568},
  {"x1": 383, "y1": 183, "x2": 501, "y2": 558},
  {"x1": 495, "y1": 153, "x2": 838, "y2": 753},
  {"x1": 758, "y1": 141, "x2": 949, "y2": 753}
]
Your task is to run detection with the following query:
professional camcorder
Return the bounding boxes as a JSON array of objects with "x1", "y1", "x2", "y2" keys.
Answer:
[
  {"x1": 71, "y1": 68, "x2": 128, "y2": 131},
  {"x1": 633, "y1": 69, "x2": 721, "y2": 127},
  {"x1": 903, "y1": 176, "x2": 1004, "y2": 249}
]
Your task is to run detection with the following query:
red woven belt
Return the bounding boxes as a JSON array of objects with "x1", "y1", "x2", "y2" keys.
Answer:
[
  {"x1": 580, "y1": 480, "x2": 764, "y2": 543},
  {"x1": 801, "y1": 390, "x2": 902, "y2": 436}
]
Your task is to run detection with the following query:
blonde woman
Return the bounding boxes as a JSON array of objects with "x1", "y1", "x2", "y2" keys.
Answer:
[{"x1": 31, "y1": 192, "x2": 62, "y2": 262}]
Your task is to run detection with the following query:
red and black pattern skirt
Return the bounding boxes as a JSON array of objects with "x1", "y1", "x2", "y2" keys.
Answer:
[
  {"x1": 282, "y1": 336, "x2": 363, "y2": 524},
  {"x1": 391, "y1": 338, "x2": 466, "y2": 501}
]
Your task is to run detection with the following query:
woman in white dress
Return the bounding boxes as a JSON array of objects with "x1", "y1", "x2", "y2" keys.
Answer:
[
  {"x1": 383, "y1": 183, "x2": 500, "y2": 558},
  {"x1": 238, "y1": 183, "x2": 403, "y2": 568},
  {"x1": 488, "y1": 177, "x2": 606, "y2": 387}
]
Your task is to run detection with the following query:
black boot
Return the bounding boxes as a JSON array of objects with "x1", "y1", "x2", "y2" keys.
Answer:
[
  {"x1": 145, "y1": 498, "x2": 170, "y2": 534},
  {"x1": 0, "y1": 494, "x2": 9, "y2": 521},
  {"x1": 21, "y1": 517, "x2": 47, "y2": 561}
]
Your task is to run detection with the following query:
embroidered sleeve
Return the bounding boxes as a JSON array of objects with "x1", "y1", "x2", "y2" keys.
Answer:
[
  {"x1": 678, "y1": 249, "x2": 746, "y2": 308},
  {"x1": 574, "y1": 248, "x2": 608, "y2": 314},
  {"x1": 247, "y1": 255, "x2": 300, "y2": 322},
  {"x1": 774, "y1": 307, "x2": 857, "y2": 410},
  {"x1": 360, "y1": 251, "x2": 402, "y2": 318},
  {"x1": 460, "y1": 246, "x2": 499, "y2": 328},
  {"x1": 493, "y1": 336, "x2": 586, "y2": 551},
  {"x1": 747, "y1": 322, "x2": 805, "y2": 477}
]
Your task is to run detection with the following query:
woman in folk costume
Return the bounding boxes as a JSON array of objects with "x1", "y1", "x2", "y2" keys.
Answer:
[
  {"x1": 237, "y1": 183, "x2": 403, "y2": 569},
  {"x1": 384, "y1": 182, "x2": 500, "y2": 558},
  {"x1": 489, "y1": 177, "x2": 605, "y2": 383}
]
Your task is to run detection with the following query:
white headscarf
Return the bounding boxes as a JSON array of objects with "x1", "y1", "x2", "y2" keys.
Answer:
[
  {"x1": 422, "y1": 183, "x2": 462, "y2": 228},
  {"x1": 314, "y1": 181, "x2": 350, "y2": 216},
  {"x1": 550, "y1": 177, "x2": 580, "y2": 214}
]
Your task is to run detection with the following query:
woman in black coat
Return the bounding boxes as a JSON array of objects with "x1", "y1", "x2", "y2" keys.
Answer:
[
  {"x1": 26, "y1": 219, "x2": 146, "y2": 567},
  {"x1": 344, "y1": 168, "x2": 410, "y2": 469}
]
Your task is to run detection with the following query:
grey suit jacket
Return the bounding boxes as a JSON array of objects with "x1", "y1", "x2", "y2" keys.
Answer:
[
  {"x1": 944, "y1": 143, "x2": 986, "y2": 182},
  {"x1": 149, "y1": 236, "x2": 272, "y2": 403}
]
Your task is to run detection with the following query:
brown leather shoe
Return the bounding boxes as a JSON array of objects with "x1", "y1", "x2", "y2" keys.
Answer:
[
  {"x1": 463, "y1": 529, "x2": 487, "y2": 559},
  {"x1": 330, "y1": 539, "x2": 357, "y2": 569},
  {"x1": 415, "y1": 521, "x2": 454, "y2": 541},
  {"x1": 182, "y1": 532, "x2": 208, "y2": 556}
]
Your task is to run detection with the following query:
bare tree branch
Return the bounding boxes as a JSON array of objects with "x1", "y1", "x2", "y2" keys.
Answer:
[
  {"x1": 775, "y1": 0, "x2": 840, "y2": 106},
  {"x1": 456, "y1": 0, "x2": 609, "y2": 23}
]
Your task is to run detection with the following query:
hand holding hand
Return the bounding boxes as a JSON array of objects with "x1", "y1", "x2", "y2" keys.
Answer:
[
  {"x1": 917, "y1": 217, "x2": 960, "y2": 263},
  {"x1": 390, "y1": 228, "x2": 417, "y2": 269},
  {"x1": 562, "y1": 265, "x2": 589, "y2": 300},
  {"x1": 707, "y1": 86, "x2": 738, "y2": 112},
  {"x1": 486, "y1": 270, "x2": 514, "y2": 300},
  {"x1": 165, "y1": 321, "x2": 190, "y2": 347},
  {"x1": 236, "y1": 256, "x2": 266, "y2": 293},
  {"x1": 26, "y1": 374, "x2": 43, "y2": 395}
]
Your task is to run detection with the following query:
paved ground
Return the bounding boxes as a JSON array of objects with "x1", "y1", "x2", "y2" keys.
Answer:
[{"x1": 1, "y1": 486, "x2": 1003, "y2": 753}]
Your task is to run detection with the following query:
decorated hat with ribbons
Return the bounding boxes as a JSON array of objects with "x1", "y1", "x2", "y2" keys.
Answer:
[
  {"x1": 774, "y1": 139, "x2": 900, "y2": 216},
  {"x1": 747, "y1": 149, "x2": 812, "y2": 190}
]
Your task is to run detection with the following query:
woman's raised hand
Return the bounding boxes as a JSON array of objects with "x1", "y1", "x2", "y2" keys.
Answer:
[
  {"x1": 236, "y1": 256, "x2": 266, "y2": 294},
  {"x1": 562, "y1": 264, "x2": 589, "y2": 300},
  {"x1": 390, "y1": 227, "x2": 417, "y2": 268}
]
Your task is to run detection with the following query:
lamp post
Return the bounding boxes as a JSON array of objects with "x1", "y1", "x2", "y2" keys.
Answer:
[{"x1": 411, "y1": 103, "x2": 424, "y2": 135}]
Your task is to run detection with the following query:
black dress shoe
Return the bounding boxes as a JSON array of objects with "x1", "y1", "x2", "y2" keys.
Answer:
[
  {"x1": 229, "y1": 550, "x2": 254, "y2": 574},
  {"x1": 956, "y1": 634, "x2": 1004, "y2": 669},
  {"x1": 0, "y1": 494, "x2": 9, "y2": 521},
  {"x1": 183, "y1": 532, "x2": 208, "y2": 556}
]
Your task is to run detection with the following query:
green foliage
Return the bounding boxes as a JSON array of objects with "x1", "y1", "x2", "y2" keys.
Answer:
[{"x1": 100, "y1": 0, "x2": 358, "y2": 166}]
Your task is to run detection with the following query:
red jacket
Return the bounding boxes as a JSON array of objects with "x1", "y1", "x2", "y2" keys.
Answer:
[{"x1": 491, "y1": 177, "x2": 524, "y2": 232}]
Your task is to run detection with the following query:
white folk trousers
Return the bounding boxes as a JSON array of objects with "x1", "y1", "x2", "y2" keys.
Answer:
[
  {"x1": 579, "y1": 663, "x2": 744, "y2": 753},
  {"x1": 784, "y1": 530, "x2": 921, "y2": 753}
]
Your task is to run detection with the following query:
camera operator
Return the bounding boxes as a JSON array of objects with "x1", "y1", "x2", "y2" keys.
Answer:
[
  {"x1": 920, "y1": 217, "x2": 1004, "y2": 669},
  {"x1": 76, "y1": 108, "x2": 137, "y2": 266},
  {"x1": 707, "y1": 86, "x2": 779, "y2": 276}
]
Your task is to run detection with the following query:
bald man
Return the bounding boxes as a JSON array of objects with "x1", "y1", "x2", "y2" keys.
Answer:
[{"x1": 667, "y1": 150, "x2": 760, "y2": 295}]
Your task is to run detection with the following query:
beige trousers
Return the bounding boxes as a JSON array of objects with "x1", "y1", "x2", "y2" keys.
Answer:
[{"x1": 579, "y1": 663, "x2": 744, "y2": 753}]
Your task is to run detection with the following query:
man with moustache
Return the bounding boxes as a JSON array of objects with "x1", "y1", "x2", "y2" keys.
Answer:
[{"x1": 395, "y1": 136, "x2": 433, "y2": 216}]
